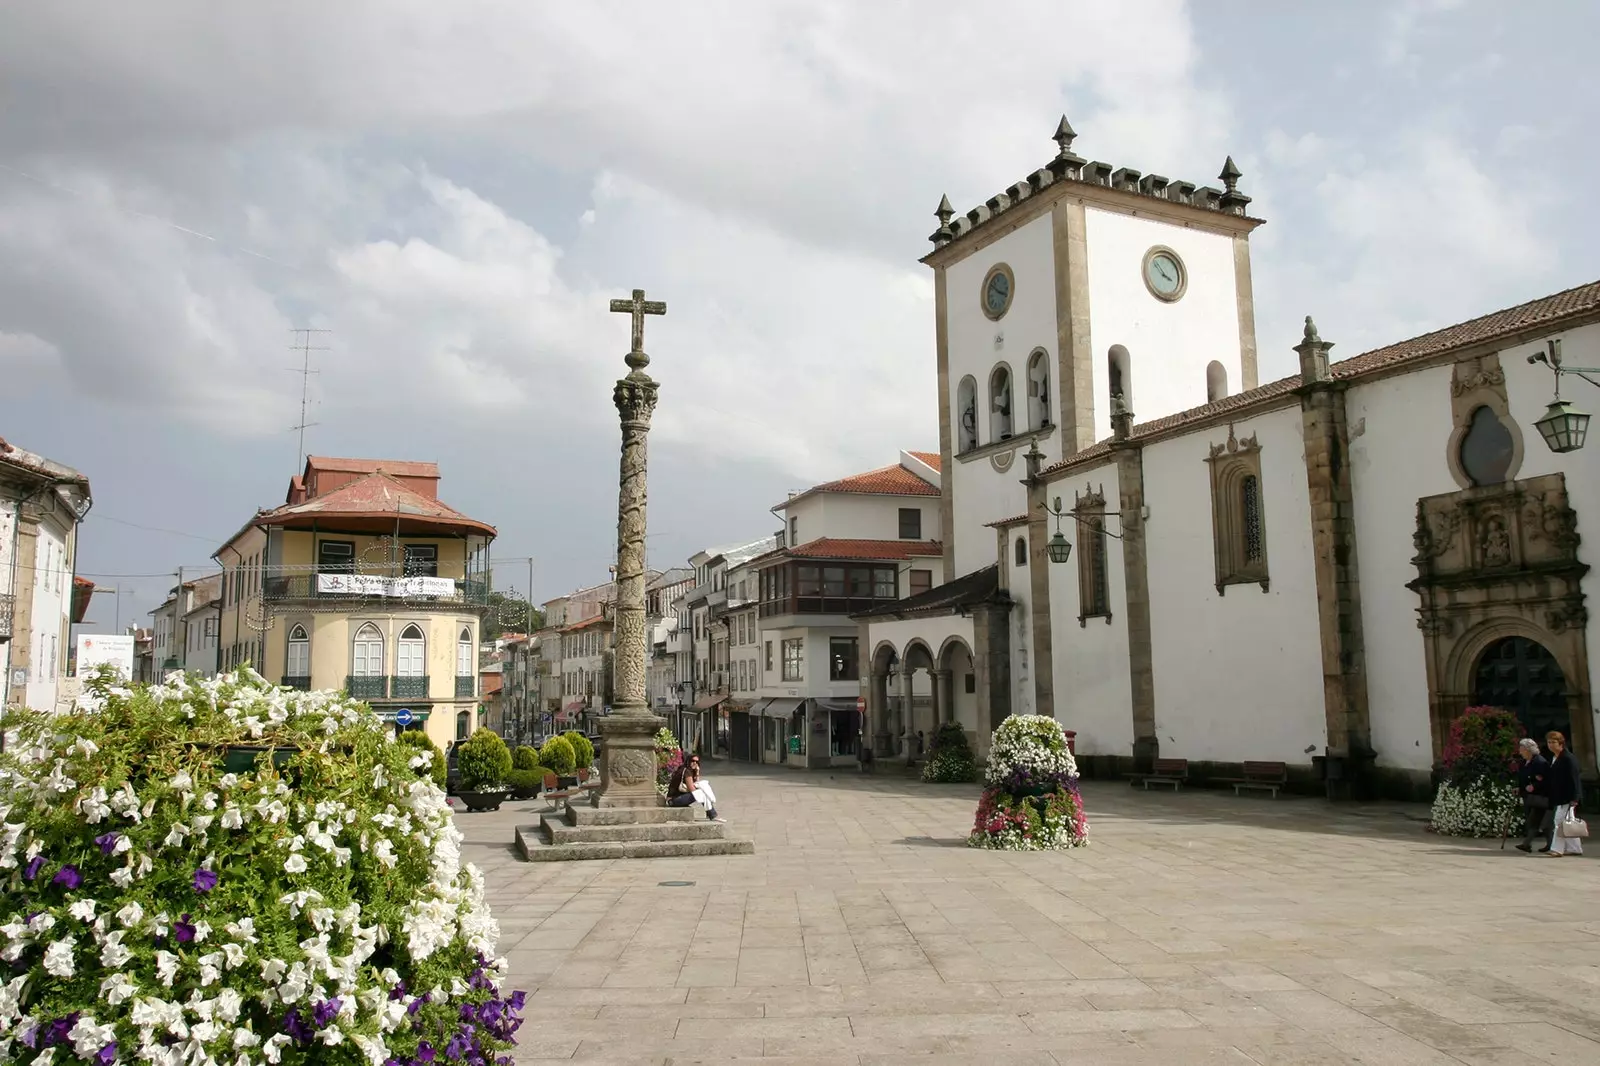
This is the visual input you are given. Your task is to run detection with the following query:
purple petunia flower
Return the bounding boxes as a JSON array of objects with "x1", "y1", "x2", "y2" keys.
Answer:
[
  {"x1": 415, "y1": 1041, "x2": 437, "y2": 1063},
  {"x1": 44, "y1": 1013, "x2": 80, "y2": 1048},
  {"x1": 23, "y1": 856, "x2": 44, "y2": 881},
  {"x1": 94, "y1": 832, "x2": 119, "y2": 856},
  {"x1": 508, "y1": 991, "x2": 526, "y2": 1012},
  {"x1": 174, "y1": 916, "x2": 196, "y2": 944},
  {"x1": 95, "y1": 1043, "x2": 116, "y2": 1066},
  {"x1": 388, "y1": 980, "x2": 407, "y2": 1001},
  {"x1": 192, "y1": 868, "x2": 218, "y2": 894},
  {"x1": 282, "y1": 1008, "x2": 314, "y2": 1046},
  {"x1": 52, "y1": 865, "x2": 82, "y2": 890},
  {"x1": 311, "y1": 998, "x2": 341, "y2": 1029}
]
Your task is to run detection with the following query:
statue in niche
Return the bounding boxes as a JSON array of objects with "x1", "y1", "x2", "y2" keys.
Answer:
[{"x1": 1481, "y1": 514, "x2": 1511, "y2": 568}]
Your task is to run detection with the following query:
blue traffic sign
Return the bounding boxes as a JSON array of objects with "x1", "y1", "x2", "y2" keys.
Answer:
[{"x1": 394, "y1": 709, "x2": 415, "y2": 727}]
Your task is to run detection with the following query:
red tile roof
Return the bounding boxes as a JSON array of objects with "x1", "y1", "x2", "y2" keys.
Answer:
[
  {"x1": 907, "y1": 451, "x2": 942, "y2": 472},
  {"x1": 1043, "y1": 278, "x2": 1600, "y2": 478},
  {"x1": 781, "y1": 461, "x2": 940, "y2": 510},
  {"x1": 254, "y1": 471, "x2": 496, "y2": 536},
  {"x1": 985, "y1": 514, "x2": 1030, "y2": 528},
  {"x1": 773, "y1": 537, "x2": 943, "y2": 562},
  {"x1": 304, "y1": 456, "x2": 440, "y2": 479}
]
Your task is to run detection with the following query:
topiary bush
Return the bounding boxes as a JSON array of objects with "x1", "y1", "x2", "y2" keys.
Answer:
[
  {"x1": 536, "y1": 735, "x2": 575, "y2": 777},
  {"x1": 456, "y1": 729, "x2": 511, "y2": 794},
  {"x1": 562, "y1": 732, "x2": 594, "y2": 770},
  {"x1": 397, "y1": 728, "x2": 447, "y2": 790},
  {"x1": 504, "y1": 768, "x2": 543, "y2": 799},
  {"x1": 921, "y1": 723, "x2": 977, "y2": 783},
  {"x1": 0, "y1": 666, "x2": 524, "y2": 1064},
  {"x1": 1430, "y1": 706, "x2": 1524, "y2": 837},
  {"x1": 968, "y1": 714, "x2": 1089, "y2": 850},
  {"x1": 511, "y1": 746, "x2": 540, "y2": 772}
]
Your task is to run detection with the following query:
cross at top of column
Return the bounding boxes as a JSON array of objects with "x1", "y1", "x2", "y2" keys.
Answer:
[{"x1": 609, "y1": 288, "x2": 666, "y2": 370}]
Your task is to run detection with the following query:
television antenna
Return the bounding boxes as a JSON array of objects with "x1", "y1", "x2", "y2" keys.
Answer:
[{"x1": 289, "y1": 328, "x2": 331, "y2": 469}]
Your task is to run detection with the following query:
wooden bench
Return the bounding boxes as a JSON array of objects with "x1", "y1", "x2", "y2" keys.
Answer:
[
  {"x1": 1224, "y1": 761, "x2": 1288, "y2": 798},
  {"x1": 576, "y1": 767, "x2": 602, "y2": 793},
  {"x1": 541, "y1": 771, "x2": 579, "y2": 811},
  {"x1": 1125, "y1": 758, "x2": 1189, "y2": 791}
]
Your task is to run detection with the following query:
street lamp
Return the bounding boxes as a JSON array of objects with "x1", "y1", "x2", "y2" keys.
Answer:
[
  {"x1": 1528, "y1": 339, "x2": 1594, "y2": 454},
  {"x1": 1042, "y1": 496, "x2": 1125, "y2": 565}
]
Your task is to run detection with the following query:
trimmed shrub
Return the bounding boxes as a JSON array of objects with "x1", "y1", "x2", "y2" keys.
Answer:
[
  {"x1": 1430, "y1": 706, "x2": 1525, "y2": 837},
  {"x1": 0, "y1": 667, "x2": 525, "y2": 1064},
  {"x1": 397, "y1": 727, "x2": 447, "y2": 789},
  {"x1": 921, "y1": 723, "x2": 978, "y2": 783},
  {"x1": 563, "y1": 731, "x2": 595, "y2": 769},
  {"x1": 512, "y1": 745, "x2": 540, "y2": 772},
  {"x1": 457, "y1": 728, "x2": 512, "y2": 793},
  {"x1": 654, "y1": 727, "x2": 682, "y2": 797},
  {"x1": 505, "y1": 767, "x2": 543, "y2": 798},
  {"x1": 968, "y1": 714, "x2": 1089, "y2": 850},
  {"x1": 538, "y1": 735, "x2": 577, "y2": 776}
]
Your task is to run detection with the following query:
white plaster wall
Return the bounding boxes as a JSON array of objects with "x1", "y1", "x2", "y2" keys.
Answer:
[
  {"x1": 1006, "y1": 532, "x2": 1035, "y2": 720},
  {"x1": 863, "y1": 616, "x2": 958, "y2": 694},
  {"x1": 1083, "y1": 209, "x2": 1243, "y2": 443},
  {"x1": 1141, "y1": 406, "x2": 1326, "y2": 764},
  {"x1": 1349, "y1": 321, "x2": 1600, "y2": 776},
  {"x1": 757, "y1": 624, "x2": 866, "y2": 699},
  {"x1": 944, "y1": 212, "x2": 1062, "y2": 578},
  {"x1": 1046, "y1": 462, "x2": 1135, "y2": 757},
  {"x1": 813, "y1": 493, "x2": 941, "y2": 542},
  {"x1": 24, "y1": 520, "x2": 71, "y2": 712}
]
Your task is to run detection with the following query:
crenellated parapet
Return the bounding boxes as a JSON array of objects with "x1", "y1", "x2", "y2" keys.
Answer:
[{"x1": 929, "y1": 116, "x2": 1256, "y2": 251}]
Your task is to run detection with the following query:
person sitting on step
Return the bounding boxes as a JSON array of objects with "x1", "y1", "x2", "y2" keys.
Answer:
[{"x1": 667, "y1": 752, "x2": 723, "y2": 822}]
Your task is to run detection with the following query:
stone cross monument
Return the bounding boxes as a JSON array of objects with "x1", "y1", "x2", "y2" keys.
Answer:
[{"x1": 595, "y1": 289, "x2": 668, "y2": 807}]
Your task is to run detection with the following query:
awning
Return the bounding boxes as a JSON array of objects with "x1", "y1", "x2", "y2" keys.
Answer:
[
  {"x1": 759, "y1": 697, "x2": 804, "y2": 719},
  {"x1": 692, "y1": 693, "x2": 728, "y2": 711},
  {"x1": 813, "y1": 698, "x2": 861, "y2": 714}
]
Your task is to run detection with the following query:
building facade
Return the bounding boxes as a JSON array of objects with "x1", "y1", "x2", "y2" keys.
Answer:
[
  {"x1": 1, "y1": 437, "x2": 92, "y2": 713},
  {"x1": 150, "y1": 573, "x2": 223, "y2": 678},
  {"x1": 213, "y1": 455, "x2": 495, "y2": 753}
]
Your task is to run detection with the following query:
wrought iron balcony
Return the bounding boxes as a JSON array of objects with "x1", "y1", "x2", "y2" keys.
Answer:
[
  {"x1": 455, "y1": 675, "x2": 475, "y2": 698},
  {"x1": 346, "y1": 675, "x2": 389, "y2": 700},
  {"x1": 281, "y1": 675, "x2": 311, "y2": 691},
  {"x1": 390, "y1": 675, "x2": 429, "y2": 699},
  {"x1": 263, "y1": 571, "x2": 490, "y2": 608}
]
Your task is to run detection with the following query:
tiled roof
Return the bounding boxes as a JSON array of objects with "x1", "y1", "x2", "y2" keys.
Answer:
[
  {"x1": 304, "y1": 456, "x2": 440, "y2": 478},
  {"x1": 787, "y1": 462, "x2": 940, "y2": 506},
  {"x1": 907, "y1": 451, "x2": 943, "y2": 472},
  {"x1": 985, "y1": 514, "x2": 1029, "y2": 528},
  {"x1": 562, "y1": 614, "x2": 610, "y2": 634},
  {"x1": 254, "y1": 471, "x2": 496, "y2": 535},
  {"x1": 1043, "y1": 278, "x2": 1600, "y2": 478},
  {"x1": 0, "y1": 438, "x2": 89, "y2": 486},
  {"x1": 854, "y1": 564, "x2": 1010, "y2": 620},
  {"x1": 772, "y1": 538, "x2": 943, "y2": 563}
]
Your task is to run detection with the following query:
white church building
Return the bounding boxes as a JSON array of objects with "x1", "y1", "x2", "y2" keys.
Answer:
[{"x1": 859, "y1": 117, "x2": 1598, "y2": 799}]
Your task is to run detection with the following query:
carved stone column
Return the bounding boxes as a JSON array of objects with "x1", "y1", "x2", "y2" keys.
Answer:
[
  {"x1": 597, "y1": 291, "x2": 667, "y2": 808},
  {"x1": 931, "y1": 669, "x2": 952, "y2": 726},
  {"x1": 871, "y1": 670, "x2": 892, "y2": 756},
  {"x1": 899, "y1": 668, "x2": 915, "y2": 758}
]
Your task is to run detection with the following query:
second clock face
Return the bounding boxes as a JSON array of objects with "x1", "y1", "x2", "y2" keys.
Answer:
[
  {"x1": 1144, "y1": 248, "x2": 1185, "y2": 301},
  {"x1": 981, "y1": 264, "x2": 1014, "y2": 320}
]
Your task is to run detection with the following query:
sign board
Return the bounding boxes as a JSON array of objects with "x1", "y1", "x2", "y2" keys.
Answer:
[
  {"x1": 75, "y1": 634, "x2": 135, "y2": 679},
  {"x1": 394, "y1": 708, "x2": 415, "y2": 727},
  {"x1": 855, "y1": 696, "x2": 866, "y2": 713}
]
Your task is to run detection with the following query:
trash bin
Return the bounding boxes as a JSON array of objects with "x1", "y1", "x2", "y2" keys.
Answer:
[{"x1": 1062, "y1": 730, "x2": 1077, "y2": 755}]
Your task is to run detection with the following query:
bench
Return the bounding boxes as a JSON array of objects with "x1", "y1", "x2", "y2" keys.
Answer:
[
  {"x1": 1125, "y1": 758, "x2": 1189, "y2": 791},
  {"x1": 1225, "y1": 761, "x2": 1288, "y2": 798},
  {"x1": 541, "y1": 771, "x2": 579, "y2": 811},
  {"x1": 576, "y1": 767, "x2": 602, "y2": 793}
]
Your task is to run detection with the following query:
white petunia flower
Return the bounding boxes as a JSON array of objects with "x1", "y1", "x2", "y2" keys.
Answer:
[
  {"x1": 283, "y1": 853, "x2": 307, "y2": 875},
  {"x1": 116, "y1": 902, "x2": 144, "y2": 927},
  {"x1": 153, "y1": 950, "x2": 180, "y2": 987},
  {"x1": 100, "y1": 972, "x2": 138, "y2": 1005},
  {"x1": 68, "y1": 899, "x2": 95, "y2": 923},
  {"x1": 42, "y1": 937, "x2": 75, "y2": 977}
]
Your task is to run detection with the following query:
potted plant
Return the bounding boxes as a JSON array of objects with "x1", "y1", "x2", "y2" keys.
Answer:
[
  {"x1": 562, "y1": 730, "x2": 595, "y2": 773},
  {"x1": 456, "y1": 728, "x2": 513, "y2": 811},
  {"x1": 968, "y1": 714, "x2": 1090, "y2": 851},
  {"x1": 0, "y1": 668, "x2": 526, "y2": 1063},
  {"x1": 506, "y1": 745, "x2": 543, "y2": 800},
  {"x1": 921, "y1": 722, "x2": 978, "y2": 783},
  {"x1": 538, "y1": 734, "x2": 577, "y2": 787},
  {"x1": 1429, "y1": 706, "x2": 1523, "y2": 836}
]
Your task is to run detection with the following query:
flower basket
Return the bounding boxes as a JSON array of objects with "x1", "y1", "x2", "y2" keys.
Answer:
[
  {"x1": 0, "y1": 666, "x2": 526, "y2": 1064},
  {"x1": 217, "y1": 744, "x2": 298, "y2": 777},
  {"x1": 457, "y1": 789, "x2": 510, "y2": 812},
  {"x1": 967, "y1": 715, "x2": 1090, "y2": 851}
]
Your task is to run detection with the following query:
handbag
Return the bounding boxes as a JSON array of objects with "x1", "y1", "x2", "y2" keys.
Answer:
[{"x1": 1559, "y1": 812, "x2": 1589, "y2": 839}]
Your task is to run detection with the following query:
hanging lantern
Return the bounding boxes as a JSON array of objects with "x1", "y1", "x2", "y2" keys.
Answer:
[
  {"x1": 1046, "y1": 531, "x2": 1073, "y2": 564},
  {"x1": 1533, "y1": 399, "x2": 1590, "y2": 454}
]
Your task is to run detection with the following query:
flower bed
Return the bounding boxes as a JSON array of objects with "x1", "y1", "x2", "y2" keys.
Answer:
[
  {"x1": 920, "y1": 723, "x2": 977, "y2": 783},
  {"x1": 1429, "y1": 705, "x2": 1524, "y2": 838},
  {"x1": 0, "y1": 667, "x2": 524, "y2": 1065},
  {"x1": 967, "y1": 715, "x2": 1089, "y2": 851}
]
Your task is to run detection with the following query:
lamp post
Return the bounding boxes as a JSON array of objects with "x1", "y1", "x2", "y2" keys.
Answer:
[
  {"x1": 1041, "y1": 496, "x2": 1125, "y2": 565},
  {"x1": 1528, "y1": 338, "x2": 1594, "y2": 454}
]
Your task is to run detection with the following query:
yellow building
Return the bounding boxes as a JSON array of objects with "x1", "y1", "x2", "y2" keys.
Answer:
[{"x1": 214, "y1": 456, "x2": 496, "y2": 752}]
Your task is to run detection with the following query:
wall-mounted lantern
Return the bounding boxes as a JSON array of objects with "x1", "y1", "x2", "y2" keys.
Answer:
[{"x1": 1528, "y1": 339, "x2": 1594, "y2": 454}]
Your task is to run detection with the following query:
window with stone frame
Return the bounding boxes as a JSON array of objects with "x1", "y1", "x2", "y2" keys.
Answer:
[
  {"x1": 1205, "y1": 426, "x2": 1270, "y2": 594},
  {"x1": 1072, "y1": 486, "x2": 1111, "y2": 625}
]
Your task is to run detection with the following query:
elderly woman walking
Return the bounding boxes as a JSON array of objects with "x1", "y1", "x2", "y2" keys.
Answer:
[
  {"x1": 1545, "y1": 731, "x2": 1584, "y2": 857},
  {"x1": 1514, "y1": 738, "x2": 1551, "y2": 853}
]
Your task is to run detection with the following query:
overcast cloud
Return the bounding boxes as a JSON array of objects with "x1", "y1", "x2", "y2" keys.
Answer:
[{"x1": 1, "y1": 1, "x2": 1596, "y2": 626}]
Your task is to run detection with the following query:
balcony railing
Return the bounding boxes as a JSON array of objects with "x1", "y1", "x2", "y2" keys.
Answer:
[
  {"x1": 455, "y1": 675, "x2": 475, "y2": 698},
  {"x1": 264, "y1": 570, "x2": 489, "y2": 607},
  {"x1": 282, "y1": 675, "x2": 311, "y2": 691},
  {"x1": 391, "y1": 675, "x2": 429, "y2": 699},
  {"x1": 346, "y1": 675, "x2": 389, "y2": 699},
  {"x1": 0, "y1": 592, "x2": 12, "y2": 642}
]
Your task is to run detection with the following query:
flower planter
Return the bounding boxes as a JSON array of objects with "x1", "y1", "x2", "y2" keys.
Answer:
[
  {"x1": 457, "y1": 790, "x2": 509, "y2": 812},
  {"x1": 510, "y1": 784, "x2": 539, "y2": 801},
  {"x1": 218, "y1": 745, "x2": 298, "y2": 776}
]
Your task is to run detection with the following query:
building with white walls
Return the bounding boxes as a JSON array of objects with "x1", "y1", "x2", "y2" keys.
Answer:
[
  {"x1": 862, "y1": 115, "x2": 1600, "y2": 795},
  {"x1": 149, "y1": 573, "x2": 223, "y2": 678},
  {"x1": 0, "y1": 437, "x2": 92, "y2": 713},
  {"x1": 680, "y1": 537, "x2": 775, "y2": 756}
]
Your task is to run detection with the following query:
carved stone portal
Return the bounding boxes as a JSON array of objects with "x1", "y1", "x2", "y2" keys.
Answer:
[{"x1": 1408, "y1": 472, "x2": 1591, "y2": 771}]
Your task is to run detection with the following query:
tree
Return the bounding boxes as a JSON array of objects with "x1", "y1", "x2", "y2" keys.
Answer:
[{"x1": 482, "y1": 591, "x2": 544, "y2": 640}]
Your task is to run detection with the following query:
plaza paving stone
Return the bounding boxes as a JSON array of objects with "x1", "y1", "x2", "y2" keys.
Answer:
[{"x1": 454, "y1": 764, "x2": 1599, "y2": 1065}]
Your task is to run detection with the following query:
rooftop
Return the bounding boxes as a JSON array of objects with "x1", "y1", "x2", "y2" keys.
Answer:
[
  {"x1": 1043, "y1": 277, "x2": 1600, "y2": 478},
  {"x1": 927, "y1": 116, "x2": 1259, "y2": 258},
  {"x1": 777, "y1": 452, "x2": 940, "y2": 510},
  {"x1": 854, "y1": 564, "x2": 1010, "y2": 620},
  {"x1": 752, "y1": 537, "x2": 944, "y2": 566},
  {"x1": 251, "y1": 470, "x2": 496, "y2": 538}
]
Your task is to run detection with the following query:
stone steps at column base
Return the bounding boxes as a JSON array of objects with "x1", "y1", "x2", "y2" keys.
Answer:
[
  {"x1": 564, "y1": 803, "x2": 703, "y2": 826},
  {"x1": 514, "y1": 827, "x2": 754, "y2": 862},
  {"x1": 541, "y1": 814, "x2": 729, "y2": 845}
]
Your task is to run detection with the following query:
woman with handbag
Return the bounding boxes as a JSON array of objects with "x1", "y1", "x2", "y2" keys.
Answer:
[
  {"x1": 1545, "y1": 730, "x2": 1584, "y2": 857},
  {"x1": 1514, "y1": 738, "x2": 1551, "y2": 853}
]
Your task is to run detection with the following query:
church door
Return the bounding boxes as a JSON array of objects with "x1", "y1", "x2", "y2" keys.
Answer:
[{"x1": 1472, "y1": 636, "x2": 1571, "y2": 745}]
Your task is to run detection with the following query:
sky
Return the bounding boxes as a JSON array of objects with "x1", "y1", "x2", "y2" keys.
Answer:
[{"x1": 2, "y1": 1, "x2": 1597, "y2": 629}]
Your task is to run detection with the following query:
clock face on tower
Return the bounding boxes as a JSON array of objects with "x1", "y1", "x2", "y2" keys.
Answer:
[
  {"x1": 981, "y1": 263, "x2": 1014, "y2": 321},
  {"x1": 1142, "y1": 246, "x2": 1186, "y2": 302}
]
